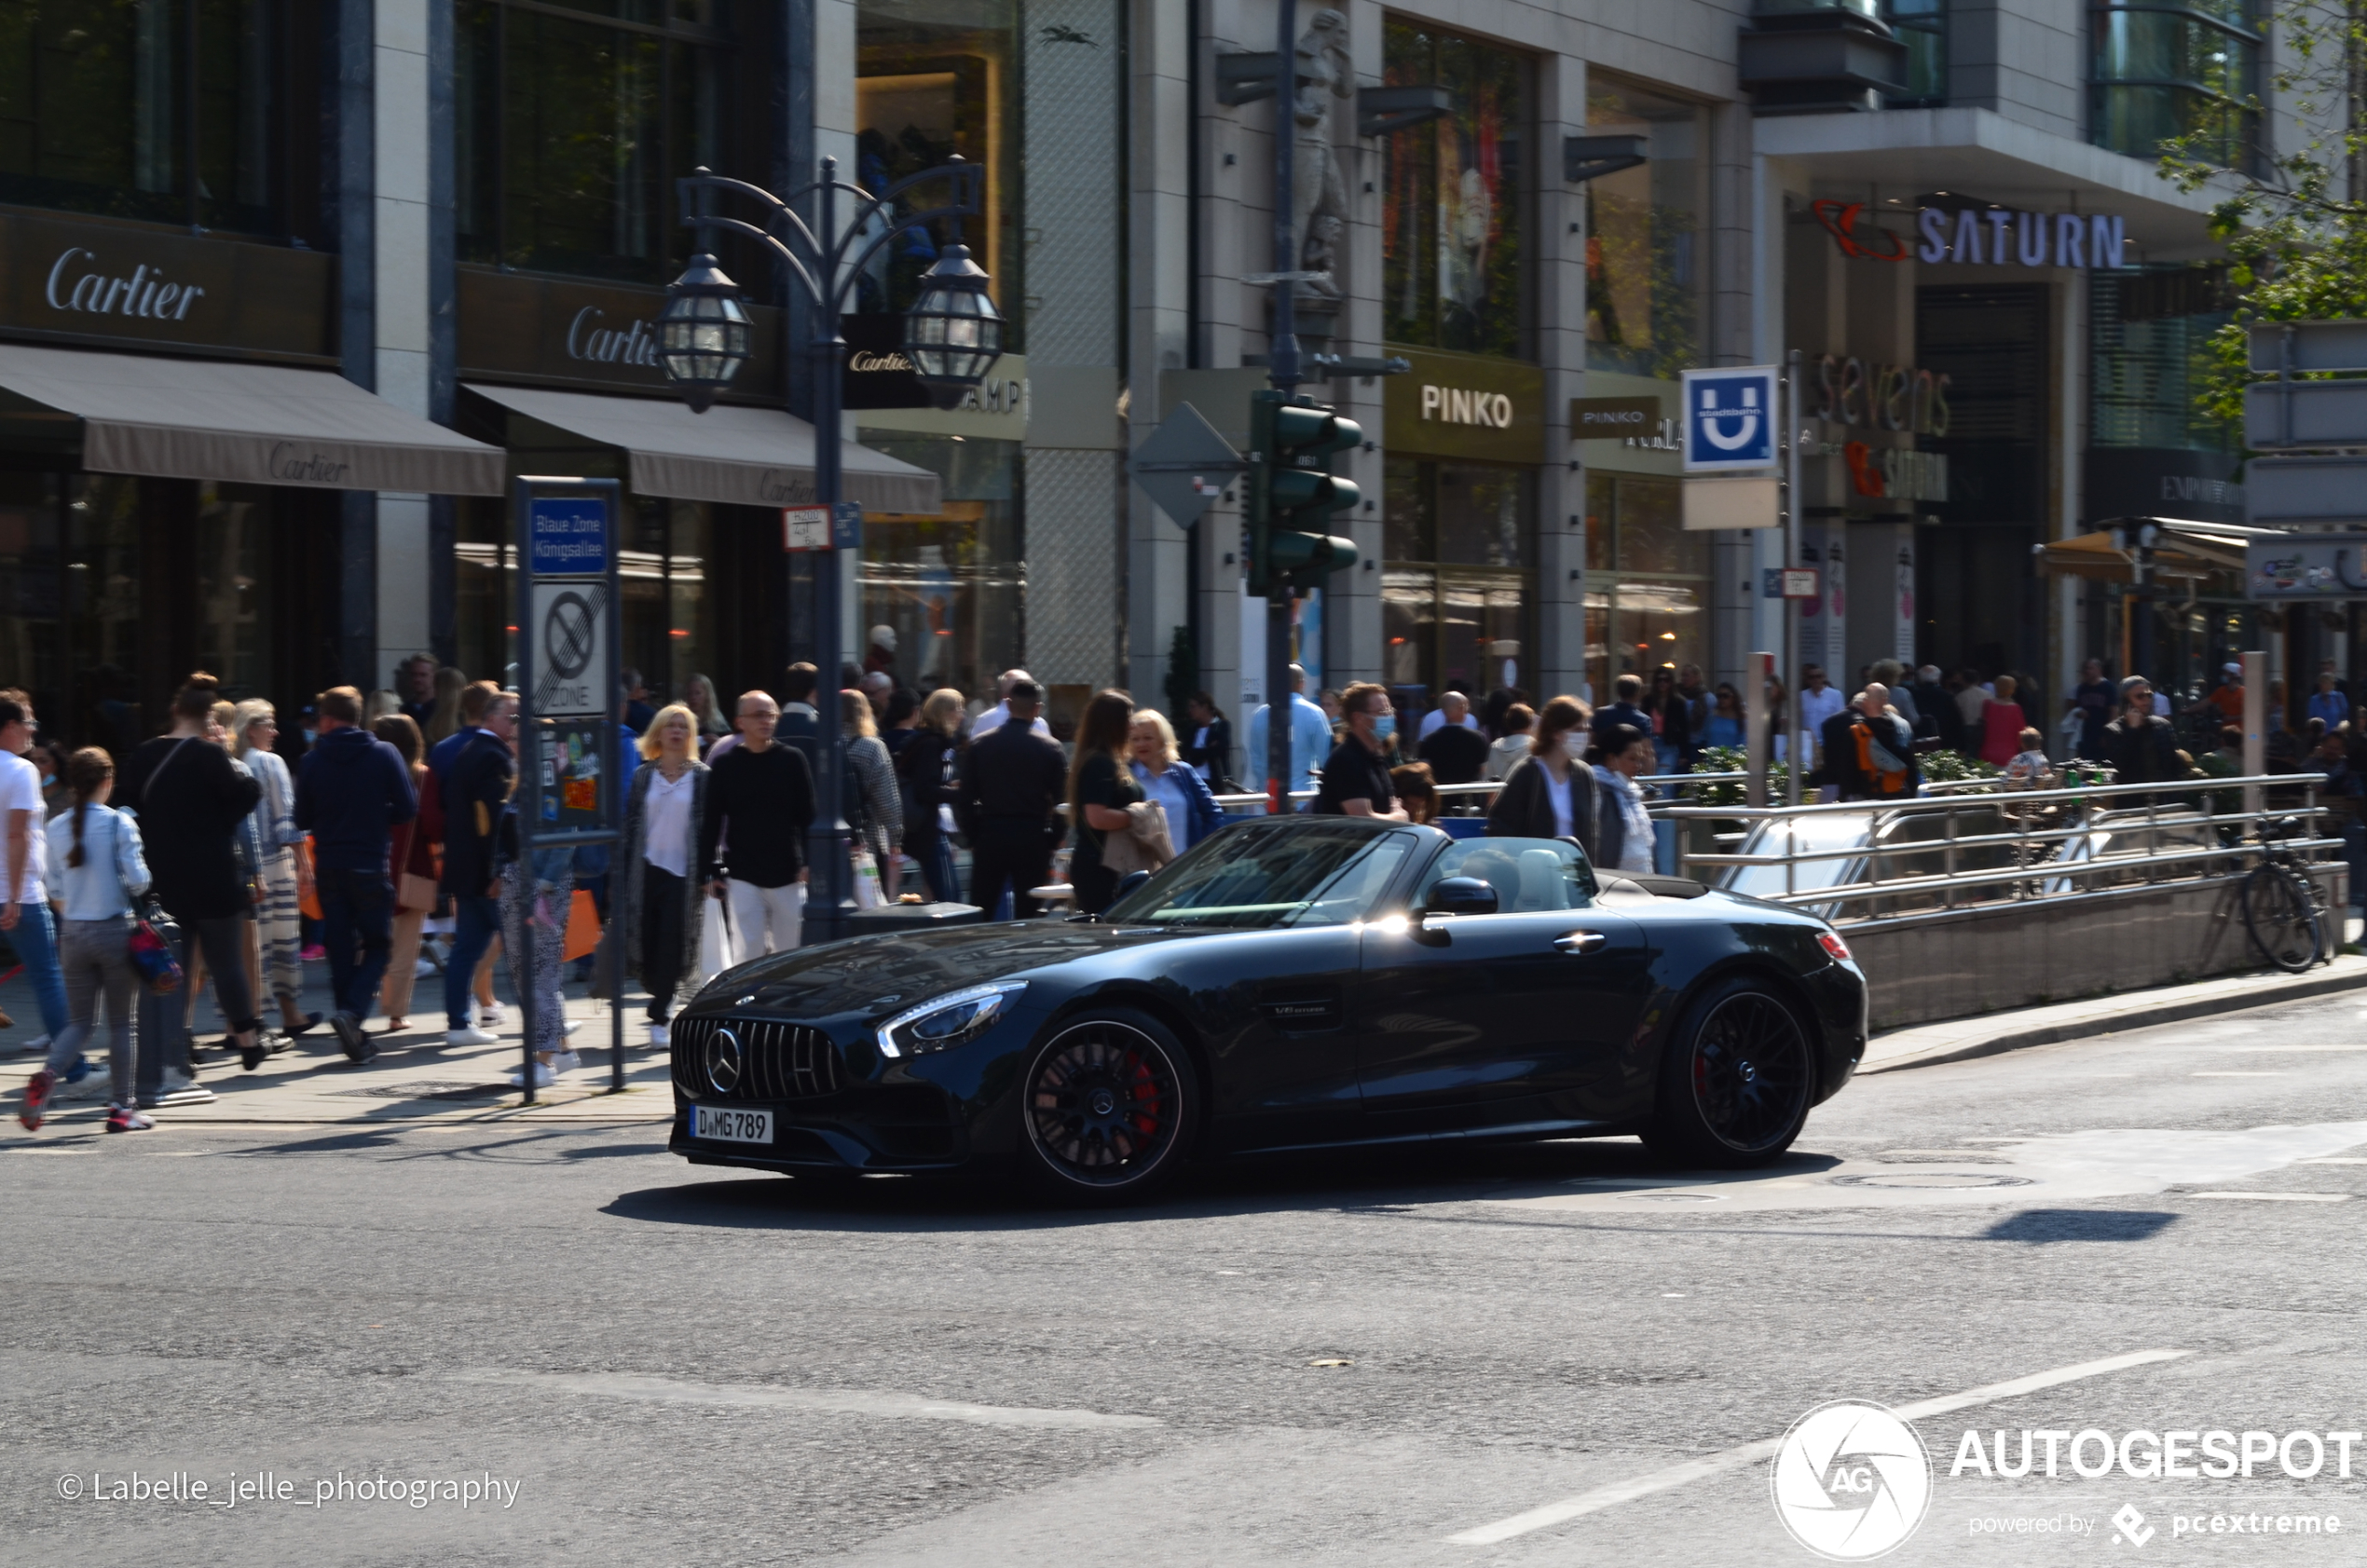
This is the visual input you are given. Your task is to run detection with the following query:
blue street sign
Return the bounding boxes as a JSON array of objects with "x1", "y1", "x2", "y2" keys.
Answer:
[
  {"x1": 528, "y1": 496, "x2": 610, "y2": 575},
  {"x1": 1681, "y1": 366, "x2": 1780, "y2": 471},
  {"x1": 833, "y1": 500, "x2": 864, "y2": 550}
]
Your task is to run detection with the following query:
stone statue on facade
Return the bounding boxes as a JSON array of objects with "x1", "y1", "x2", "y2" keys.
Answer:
[{"x1": 1291, "y1": 8, "x2": 1352, "y2": 307}]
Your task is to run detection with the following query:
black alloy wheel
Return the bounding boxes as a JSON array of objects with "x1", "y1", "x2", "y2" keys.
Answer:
[
  {"x1": 1646, "y1": 976, "x2": 1814, "y2": 1168},
  {"x1": 1019, "y1": 1010, "x2": 1194, "y2": 1202}
]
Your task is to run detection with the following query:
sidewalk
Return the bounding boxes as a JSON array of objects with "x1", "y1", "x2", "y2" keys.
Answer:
[
  {"x1": 1860, "y1": 953, "x2": 2367, "y2": 1074},
  {"x1": 0, "y1": 969, "x2": 676, "y2": 1135}
]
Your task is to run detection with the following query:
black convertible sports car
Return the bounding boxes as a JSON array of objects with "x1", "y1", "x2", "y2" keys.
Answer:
[{"x1": 668, "y1": 816, "x2": 1868, "y2": 1200}]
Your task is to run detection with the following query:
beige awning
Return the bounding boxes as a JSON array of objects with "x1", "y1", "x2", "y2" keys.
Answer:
[
  {"x1": 0, "y1": 344, "x2": 505, "y2": 495},
  {"x1": 464, "y1": 383, "x2": 942, "y2": 514}
]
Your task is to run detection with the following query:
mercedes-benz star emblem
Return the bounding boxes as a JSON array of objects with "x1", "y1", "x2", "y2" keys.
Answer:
[{"x1": 705, "y1": 1027, "x2": 745, "y2": 1096}]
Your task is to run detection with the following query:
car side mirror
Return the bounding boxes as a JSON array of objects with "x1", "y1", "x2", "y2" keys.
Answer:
[
  {"x1": 1115, "y1": 869, "x2": 1152, "y2": 900},
  {"x1": 1426, "y1": 877, "x2": 1498, "y2": 917}
]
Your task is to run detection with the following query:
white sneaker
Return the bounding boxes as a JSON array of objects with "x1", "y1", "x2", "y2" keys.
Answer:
[
  {"x1": 505, "y1": 1062, "x2": 555, "y2": 1088},
  {"x1": 445, "y1": 1027, "x2": 500, "y2": 1047},
  {"x1": 478, "y1": 1003, "x2": 506, "y2": 1028},
  {"x1": 157, "y1": 1069, "x2": 216, "y2": 1106},
  {"x1": 414, "y1": 958, "x2": 438, "y2": 978},
  {"x1": 551, "y1": 1050, "x2": 582, "y2": 1074},
  {"x1": 560, "y1": 1018, "x2": 583, "y2": 1037},
  {"x1": 648, "y1": 1023, "x2": 670, "y2": 1048}
]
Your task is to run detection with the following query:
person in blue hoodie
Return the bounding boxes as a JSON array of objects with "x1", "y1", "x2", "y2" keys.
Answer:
[{"x1": 294, "y1": 685, "x2": 417, "y2": 1063}]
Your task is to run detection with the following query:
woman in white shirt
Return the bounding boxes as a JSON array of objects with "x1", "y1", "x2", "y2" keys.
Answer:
[{"x1": 618, "y1": 704, "x2": 710, "y2": 1048}]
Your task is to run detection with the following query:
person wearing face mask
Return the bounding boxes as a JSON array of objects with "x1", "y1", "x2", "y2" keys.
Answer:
[
  {"x1": 1592, "y1": 724, "x2": 1661, "y2": 874},
  {"x1": 1485, "y1": 695, "x2": 1599, "y2": 863},
  {"x1": 1311, "y1": 684, "x2": 1408, "y2": 819}
]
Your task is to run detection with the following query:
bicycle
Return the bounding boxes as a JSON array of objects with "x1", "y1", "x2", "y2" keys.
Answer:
[{"x1": 2239, "y1": 815, "x2": 2330, "y2": 973}]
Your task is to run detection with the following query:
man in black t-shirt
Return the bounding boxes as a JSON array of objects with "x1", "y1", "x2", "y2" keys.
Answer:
[
  {"x1": 1418, "y1": 693, "x2": 1490, "y2": 785},
  {"x1": 1314, "y1": 684, "x2": 1408, "y2": 819},
  {"x1": 960, "y1": 680, "x2": 1067, "y2": 917},
  {"x1": 701, "y1": 691, "x2": 816, "y2": 955}
]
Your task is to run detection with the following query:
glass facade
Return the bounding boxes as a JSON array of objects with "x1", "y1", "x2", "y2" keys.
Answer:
[
  {"x1": 2091, "y1": 0, "x2": 2259, "y2": 166},
  {"x1": 855, "y1": 436, "x2": 1021, "y2": 701},
  {"x1": 1382, "y1": 459, "x2": 1533, "y2": 709},
  {"x1": 456, "y1": 0, "x2": 761, "y2": 283},
  {"x1": 1583, "y1": 79, "x2": 1705, "y2": 380},
  {"x1": 1582, "y1": 472, "x2": 1710, "y2": 699},
  {"x1": 0, "y1": 0, "x2": 311, "y2": 237},
  {"x1": 1884, "y1": 0, "x2": 1948, "y2": 105},
  {"x1": 1381, "y1": 22, "x2": 1527, "y2": 357},
  {"x1": 2089, "y1": 266, "x2": 2236, "y2": 453}
]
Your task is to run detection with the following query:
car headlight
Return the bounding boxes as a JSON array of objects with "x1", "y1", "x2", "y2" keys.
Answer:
[{"x1": 877, "y1": 981, "x2": 1028, "y2": 1058}]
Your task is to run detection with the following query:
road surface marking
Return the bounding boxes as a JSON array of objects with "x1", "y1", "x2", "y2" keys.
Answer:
[
  {"x1": 2228, "y1": 1043, "x2": 2367, "y2": 1052},
  {"x1": 1443, "y1": 1349, "x2": 2192, "y2": 1546},
  {"x1": 2188, "y1": 1192, "x2": 2349, "y2": 1202},
  {"x1": 451, "y1": 1370, "x2": 1163, "y2": 1429},
  {"x1": 2193, "y1": 1070, "x2": 2286, "y2": 1077}
]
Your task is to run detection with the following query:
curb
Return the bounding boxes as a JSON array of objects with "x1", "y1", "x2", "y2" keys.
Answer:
[{"x1": 1858, "y1": 963, "x2": 2367, "y2": 1075}]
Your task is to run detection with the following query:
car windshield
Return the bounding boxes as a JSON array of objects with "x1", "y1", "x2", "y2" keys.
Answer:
[{"x1": 1104, "y1": 824, "x2": 1413, "y2": 929}]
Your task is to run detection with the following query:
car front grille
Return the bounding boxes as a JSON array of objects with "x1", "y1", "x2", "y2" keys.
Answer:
[{"x1": 672, "y1": 1016, "x2": 841, "y2": 1101}]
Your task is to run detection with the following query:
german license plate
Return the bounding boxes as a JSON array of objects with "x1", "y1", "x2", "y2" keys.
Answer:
[{"x1": 691, "y1": 1106, "x2": 772, "y2": 1145}]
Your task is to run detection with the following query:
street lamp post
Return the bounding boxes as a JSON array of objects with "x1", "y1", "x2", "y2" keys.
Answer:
[{"x1": 656, "y1": 160, "x2": 998, "y2": 944}]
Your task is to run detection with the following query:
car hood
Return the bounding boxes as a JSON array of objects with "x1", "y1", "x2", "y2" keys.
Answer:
[{"x1": 691, "y1": 920, "x2": 1185, "y2": 1019}]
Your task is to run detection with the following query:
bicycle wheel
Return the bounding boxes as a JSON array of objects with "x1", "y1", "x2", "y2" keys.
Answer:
[{"x1": 2241, "y1": 862, "x2": 2323, "y2": 973}]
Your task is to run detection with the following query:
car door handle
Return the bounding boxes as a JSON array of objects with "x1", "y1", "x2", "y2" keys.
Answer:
[{"x1": 1553, "y1": 931, "x2": 1609, "y2": 955}]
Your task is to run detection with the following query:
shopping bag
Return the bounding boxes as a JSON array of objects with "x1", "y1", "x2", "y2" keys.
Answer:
[
  {"x1": 563, "y1": 889, "x2": 601, "y2": 961},
  {"x1": 128, "y1": 911, "x2": 184, "y2": 995},
  {"x1": 851, "y1": 847, "x2": 884, "y2": 909},
  {"x1": 296, "y1": 838, "x2": 322, "y2": 920},
  {"x1": 693, "y1": 898, "x2": 739, "y2": 989}
]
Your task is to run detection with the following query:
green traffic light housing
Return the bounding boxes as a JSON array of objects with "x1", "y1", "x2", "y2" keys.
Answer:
[{"x1": 1247, "y1": 389, "x2": 1362, "y2": 596}]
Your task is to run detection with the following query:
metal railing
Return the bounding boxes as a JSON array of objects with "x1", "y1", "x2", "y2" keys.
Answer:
[{"x1": 1661, "y1": 773, "x2": 2341, "y2": 931}]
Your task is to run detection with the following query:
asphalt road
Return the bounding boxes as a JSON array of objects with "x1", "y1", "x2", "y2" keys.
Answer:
[{"x1": 8, "y1": 989, "x2": 2367, "y2": 1567}]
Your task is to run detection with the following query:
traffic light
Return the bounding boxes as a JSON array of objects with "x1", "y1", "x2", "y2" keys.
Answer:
[{"x1": 1247, "y1": 389, "x2": 1361, "y2": 596}]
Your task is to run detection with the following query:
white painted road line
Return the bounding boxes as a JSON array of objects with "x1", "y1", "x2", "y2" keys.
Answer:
[
  {"x1": 2189, "y1": 1192, "x2": 2350, "y2": 1202},
  {"x1": 451, "y1": 1370, "x2": 1163, "y2": 1430},
  {"x1": 1443, "y1": 1349, "x2": 2192, "y2": 1547},
  {"x1": 2193, "y1": 1071, "x2": 2287, "y2": 1077}
]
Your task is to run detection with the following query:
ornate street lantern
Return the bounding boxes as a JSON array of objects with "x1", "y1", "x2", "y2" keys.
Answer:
[
  {"x1": 656, "y1": 252, "x2": 753, "y2": 413},
  {"x1": 901, "y1": 244, "x2": 1004, "y2": 410}
]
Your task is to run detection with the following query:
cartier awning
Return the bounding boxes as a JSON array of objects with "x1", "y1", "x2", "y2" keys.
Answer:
[
  {"x1": 0, "y1": 344, "x2": 506, "y2": 494},
  {"x1": 462, "y1": 383, "x2": 942, "y2": 514}
]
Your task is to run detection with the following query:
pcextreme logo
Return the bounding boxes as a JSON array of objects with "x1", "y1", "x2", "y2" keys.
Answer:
[{"x1": 1772, "y1": 1401, "x2": 1934, "y2": 1560}]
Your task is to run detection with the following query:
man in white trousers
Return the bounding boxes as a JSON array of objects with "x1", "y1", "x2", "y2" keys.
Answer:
[{"x1": 701, "y1": 692, "x2": 815, "y2": 958}]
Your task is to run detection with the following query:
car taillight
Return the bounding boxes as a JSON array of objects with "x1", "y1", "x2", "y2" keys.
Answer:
[{"x1": 1817, "y1": 931, "x2": 1852, "y2": 963}]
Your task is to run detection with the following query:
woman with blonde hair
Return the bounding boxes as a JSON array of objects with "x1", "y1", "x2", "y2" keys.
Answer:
[
  {"x1": 614, "y1": 703, "x2": 710, "y2": 1048},
  {"x1": 230, "y1": 699, "x2": 319, "y2": 1040},
  {"x1": 1127, "y1": 707, "x2": 1221, "y2": 853},
  {"x1": 895, "y1": 688, "x2": 965, "y2": 902},
  {"x1": 841, "y1": 689, "x2": 903, "y2": 897},
  {"x1": 424, "y1": 665, "x2": 467, "y2": 743},
  {"x1": 681, "y1": 674, "x2": 731, "y2": 750}
]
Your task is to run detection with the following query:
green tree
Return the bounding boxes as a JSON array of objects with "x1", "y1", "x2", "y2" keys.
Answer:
[{"x1": 2159, "y1": 0, "x2": 2367, "y2": 421}]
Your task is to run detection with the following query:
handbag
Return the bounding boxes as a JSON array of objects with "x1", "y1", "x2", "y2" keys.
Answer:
[{"x1": 128, "y1": 901, "x2": 183, "y2": 994}]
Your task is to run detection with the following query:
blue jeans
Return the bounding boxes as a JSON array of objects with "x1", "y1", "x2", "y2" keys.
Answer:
[
  {"x1": 10, "y1": 898, "x2": 69, "y2": 1039},
  {"x1": 917, "y1": 836, "x2": 961, "y2": 904},
  {"x1": 445, "y1": 893, "x2": 502, "y2": 1030}
]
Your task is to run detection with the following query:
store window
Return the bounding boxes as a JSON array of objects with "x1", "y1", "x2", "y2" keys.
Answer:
[
  {"x1": 1584, "y1": 79, "x2": 1706, "y2": 380},
  {"x1": 855, "y1": 1, "x2": 1022, "y2": 334},
  {"x1": 0, "y1": 0, "x2": 312, "y2": 237},
  {"x1": 1584, "y1": 472, "x2": 1710, "y2": 698},
  {"x1": 2091, "y1": 0, "x2": 2260, "y2": 167},
  {"x1": 457, "y1": 1, "x2": 762, "y2": 283},
  {"x1": 0, "y1": 472, "x2": 141, "y2": 756},
  {"x1": 857, "y1": 435, "x2": 1021, "y2": 702},
  {"x1": 1382, "y1": 458, "x2": 1531, "y2": 710},
  {"x1": 1381, "y1": 22, "x2": 1527, "y2": 358}
]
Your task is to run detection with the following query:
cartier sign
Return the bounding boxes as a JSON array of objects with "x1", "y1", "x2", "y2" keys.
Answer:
[
  {"x1": 458, "y1": 265, "x2": 781, "y2": 397},
  {"x1": 0, "y1": 207, "x2": 334, "y2": 362}
]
